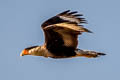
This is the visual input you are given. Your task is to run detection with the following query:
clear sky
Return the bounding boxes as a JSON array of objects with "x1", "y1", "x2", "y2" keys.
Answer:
[{"x1": 0, "y1": 0, "x2": 120, "y2": 80}]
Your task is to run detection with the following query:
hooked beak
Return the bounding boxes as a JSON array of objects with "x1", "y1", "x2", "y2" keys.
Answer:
[
  {"x1": 20, "y1": 49, "x2": 29, "y2": 56},
  {"x1": 20, "y1": 52, "x2": 24, "y2": 56}
]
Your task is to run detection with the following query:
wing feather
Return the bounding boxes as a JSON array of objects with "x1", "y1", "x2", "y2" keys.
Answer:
[
  {"x1": 43, "y1": 23, "x2": 92, "y2": 33},
  {"x1": 57, "y1": 10, "x2": 87, "y2": 24}
]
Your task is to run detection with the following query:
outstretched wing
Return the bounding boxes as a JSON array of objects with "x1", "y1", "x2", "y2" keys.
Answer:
[{"x1": 41, "y1": 10, "x2": 92, "y2": 56}]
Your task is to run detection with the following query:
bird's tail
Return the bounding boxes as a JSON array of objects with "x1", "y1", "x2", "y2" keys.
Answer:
[{"x1": 75, "y1": 49, "x2": 106, "y2": 58}]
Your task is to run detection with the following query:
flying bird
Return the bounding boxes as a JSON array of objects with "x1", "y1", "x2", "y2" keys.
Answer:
[{"x1": 20, "y1": 10, "x2": 106, "y2": 58}]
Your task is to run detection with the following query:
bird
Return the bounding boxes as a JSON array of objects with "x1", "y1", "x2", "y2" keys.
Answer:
[{"x1": 20, "y1": 10, "x2": 106, "y2": 58}]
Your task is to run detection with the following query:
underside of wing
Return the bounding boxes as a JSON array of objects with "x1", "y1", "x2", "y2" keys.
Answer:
[
  {"x1": 43, "y1": 27, "x2": 78, "y2": 57},
  {"x1": 43, "y1": 23, "x2": 92, "y2": 48}
]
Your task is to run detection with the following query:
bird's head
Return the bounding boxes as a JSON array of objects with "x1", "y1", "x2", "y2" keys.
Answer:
[{"x1": 20, "y1": 46, "x2": 39, "y2": 56}]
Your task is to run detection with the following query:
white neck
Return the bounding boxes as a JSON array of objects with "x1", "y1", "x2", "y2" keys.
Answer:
[{"x1": 28, "y1": 45, "x2": 52, "y2": 57}]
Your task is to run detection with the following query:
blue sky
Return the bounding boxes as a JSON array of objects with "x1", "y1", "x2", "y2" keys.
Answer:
[{"x1": 0, "y1": 0, "x2": 120, "y2": 80}]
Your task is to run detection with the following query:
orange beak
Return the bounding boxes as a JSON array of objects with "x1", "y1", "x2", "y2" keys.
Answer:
[{"x1": 20, "y1": 49, "x2": 29, "y2": 56}]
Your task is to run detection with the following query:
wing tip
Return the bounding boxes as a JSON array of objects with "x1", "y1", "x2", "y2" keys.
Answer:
[
  {"x1": 58, "y1": 10, "x2": 70, "y2": 15},
  {"x1": 82, "y1": 28, "x2": 93, "y2": 33}
]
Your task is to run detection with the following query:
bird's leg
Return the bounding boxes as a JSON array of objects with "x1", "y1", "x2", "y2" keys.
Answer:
[{"x1": 75, "y1": 49, "x2": 106, "y2": 58}]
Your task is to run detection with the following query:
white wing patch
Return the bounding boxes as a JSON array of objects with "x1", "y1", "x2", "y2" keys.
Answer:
[{"x1": 54, "y1": 23, "x2": 92, "y2": 33}]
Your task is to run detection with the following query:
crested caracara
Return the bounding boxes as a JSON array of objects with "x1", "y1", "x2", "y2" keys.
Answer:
[{"x1": 20, "y1": 10, "x2": 106, "y2": 58}]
